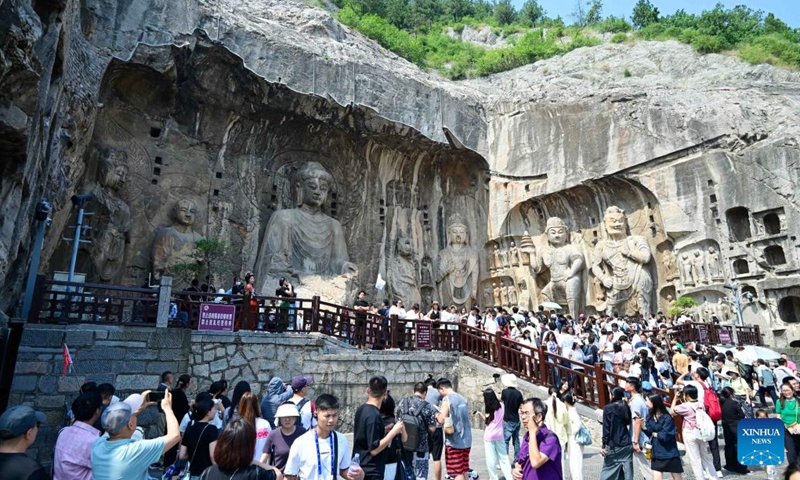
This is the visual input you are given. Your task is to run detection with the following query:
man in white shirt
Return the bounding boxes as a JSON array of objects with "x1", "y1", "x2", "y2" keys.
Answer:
[
  {"x1": 285, "y1": 394, "x2": 364, "y2": 480},
  {"x1": 388, "y1": 300, "x2": 406, "y2": 318}
]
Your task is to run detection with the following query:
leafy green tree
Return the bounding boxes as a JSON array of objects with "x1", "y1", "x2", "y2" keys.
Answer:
[
  {"x1": 519, "y1": 0, "x2": 545, "y2": 27},
  {"x1": 586, "y1": 0, "x2": 603, "y2": 25},
  {"x1": 408, "y1": 0, "x2": 445, "y2": 29},
  {"x1": 472, "y1": 0, "x2": 494, "y2": 21},
  {"x1": 494, "y1": 0, "x2": 517, "y2": 26},
  {"x1": 631, "y1": 0, "x2": 659, "y2": 29},
  {"x1": 445, "y1": 0, "x2": 473, "y2": 22}
]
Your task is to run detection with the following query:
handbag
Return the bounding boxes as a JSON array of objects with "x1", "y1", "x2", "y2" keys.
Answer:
[
  {"x1": 442, "y1": 399, "x2": 455, "y2": 435},
  {"x1": 787, "y1": 400, "x2": 800, "y2": 435},
  {"x1": 575, "y1": 423, "x2": 592, "y2": 446},
  {"x1": 178, "y1": 423, "x2": 209, "y2": 480}
]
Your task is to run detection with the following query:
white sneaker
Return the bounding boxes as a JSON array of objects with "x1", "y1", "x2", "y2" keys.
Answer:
[{"x1": 716, "y1": 471, "x2": 724, "y2": 478}]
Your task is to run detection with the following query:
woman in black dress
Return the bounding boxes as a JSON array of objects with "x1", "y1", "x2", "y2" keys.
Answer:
[
  {"x1": 720, "y1": 387, "x2": 750, "y2": 474},
  {"x1": 640, "y1": 393, "x2": 683, "y2": 480},
  {"x1": 165, "y1": 374, "x2": 193, "y2": 466}
]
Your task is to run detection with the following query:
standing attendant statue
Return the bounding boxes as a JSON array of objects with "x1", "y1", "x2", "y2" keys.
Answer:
[
  {"x1": 590, "y1": 207, "x2": 653, "y2": 317},
  {"x1": 151, "y1": 198, "x2": 205, "y2": 282},
  {"x1": 437, "y1": 213, "x2": 479, "y2": 310},
  {"x1": 521, "y1": 217, "x2": 584, "y2": 315}
]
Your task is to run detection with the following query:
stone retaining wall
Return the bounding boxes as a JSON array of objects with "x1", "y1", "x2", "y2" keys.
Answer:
[{"x1": 10, "y1": 324, "x2": 459, "y2": 464}]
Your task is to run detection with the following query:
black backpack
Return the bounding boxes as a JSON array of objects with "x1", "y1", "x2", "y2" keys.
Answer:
[
  {"x1": 295, "y1": 398, "x2": 310, "y2": 427},
  {"x1": 400, "y1": 398, "x2": 427, "y2": 452}
]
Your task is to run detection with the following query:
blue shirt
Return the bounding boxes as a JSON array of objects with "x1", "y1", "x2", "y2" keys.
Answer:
[
  {"x1": 91, "y1": 434, "x2": 166, "y2": 480},
  {"x1": 444, "y1": 392, "x2": 472, "y2": 449},
  {"x1": 629, "y1": 393, "x2": 648, "y2": 446}
]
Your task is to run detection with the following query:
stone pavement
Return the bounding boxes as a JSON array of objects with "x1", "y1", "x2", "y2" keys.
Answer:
[{"x1": 345, "y1": 429, "x2": 778, "y2": 480}]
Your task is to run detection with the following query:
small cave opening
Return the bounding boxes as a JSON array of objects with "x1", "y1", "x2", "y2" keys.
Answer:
[
  {"x1": 726, "y1": 206, "x2": 752, "y2": 242},
  {"x1": 732, "y1": 259, "x2": 749, "y2": 275},
  {"x1": 764, "y1": 245, "x2": 787, "y2": 266},
  {"x1": 764, "y1": 213, "x2": 781, "y2": 235},
  {"x1": 779, "y1": 296, "x2": 800, "y2": 323}
]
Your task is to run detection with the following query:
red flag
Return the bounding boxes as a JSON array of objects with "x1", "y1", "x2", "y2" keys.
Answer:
[{"x1": 62, "y1": 343, "x2": 73, "y2": 378}]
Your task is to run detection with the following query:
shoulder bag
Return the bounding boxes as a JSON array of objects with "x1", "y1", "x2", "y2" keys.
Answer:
[{"x1": 178, "y1": 423, "x2": 210, "y2": 480}]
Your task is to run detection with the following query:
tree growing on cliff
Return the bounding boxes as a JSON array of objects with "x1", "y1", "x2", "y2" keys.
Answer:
[
  {"x1": 494, "y1": 0, "x2": 517, "y2": 26},
  {"x1": 519, "y1": 0, "x2": 545, "y2": 27},
  {"x1": 571, "y1": 0, "x2": 602, "y2": 27},
  {"x1": 631, "y1": 0, "x2": 659, "y2": 29}
]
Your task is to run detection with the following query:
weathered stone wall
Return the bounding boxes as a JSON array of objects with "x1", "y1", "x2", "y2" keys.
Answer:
[{"x1": 10, "y1": 324, "x2": 458, "y2": 464}]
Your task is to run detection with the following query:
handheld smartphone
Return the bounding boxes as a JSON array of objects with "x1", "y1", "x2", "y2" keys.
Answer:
[{"x1": 148, "y1": 391, "x2": 166, "y2": 402}]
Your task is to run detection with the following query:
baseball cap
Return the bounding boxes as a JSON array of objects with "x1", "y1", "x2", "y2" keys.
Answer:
[
  {"x1": 101, "y1": 393, "x2": 144, "y2": 434},
  {"x1": 291, "y1": 376, "x2": 314, "y2": 391},
  {"x1": 275, "y1": 403, "x2": 301, "y2": 418},
  {"x1": 0, "y1": 405, "x2": 45, "y2": 439}
]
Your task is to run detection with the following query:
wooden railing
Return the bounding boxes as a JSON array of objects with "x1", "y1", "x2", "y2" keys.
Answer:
[{"x1": 29, "y1": 277, "x2": 766, "y2": 408}]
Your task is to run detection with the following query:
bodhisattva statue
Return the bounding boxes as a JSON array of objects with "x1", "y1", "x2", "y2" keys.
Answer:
[
  {"x1": 87, "y1": 147, "x2": 132, "y2": 282},
  {"x1": 387, "y1": 235, "x2": 422, "y2": 308},
  {"x1": 152, "y1": 198, "x2": 205, "y2": 281},
  {"x1": 692, "y1": 250, "x2": 707, "y2": 284},
  {"x1": 509, "y1": 240, "x2": 520, "y2": 267},
  {"x1": 256, "y1": 162, "x2": 356, "y2": 279},
  {"x1": 591, "y1": 206, "x2": 653, "y2": 317},
  {"x1": 437, "y1": 214, "x2": 479, "y2": 309},
  {"x1": 707, "y1": 247, "x2": 722, "y2": 279},
  {"x1": 681, "y1": 253, "x2": 695, "y2": 286},
  {"x1": 521, "y1": 217, "x2": 584, "y2": 315}
]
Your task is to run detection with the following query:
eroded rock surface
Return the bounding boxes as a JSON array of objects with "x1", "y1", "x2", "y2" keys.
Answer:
[{"x1": 3, "y1": 0, "x2": 800, "y2": 345}]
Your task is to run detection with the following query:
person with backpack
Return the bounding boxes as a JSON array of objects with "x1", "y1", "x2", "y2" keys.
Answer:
[
  {"x1": 672, "y1": 385, "x2": 716, "y2": 480},
  {"x1": 626, "y1": 377, "x2": 651, "y2": 480},
  {"x1": 756, "y1": 359, "x2": 778, "y2": 407},
  {"x1": 288, "y1": 377, "x2": 315, "y2": 430},
  {"x1": 395, "y1": 382, "x2": 436, "y2": 480}
]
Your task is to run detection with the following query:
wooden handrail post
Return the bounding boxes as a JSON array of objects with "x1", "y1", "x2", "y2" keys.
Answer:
[
  {"x1": 310, "y1": 296, "x2": 321, "y2": 332},
  {"x1": 495, "y1": 332, "x2": 503, "y2": 367},
  {"x1": 538, "y1": 345, "x2": 548, "y2": 387},
  {"x1": 390, "y1": 315, "x2": 398, "y2": 349},
  {"x1": 155, "y1": 276, "x2": 173, "y2": 328},
  {"x1": 595, "y1": 362, "x2": 609, "y2": 408}
]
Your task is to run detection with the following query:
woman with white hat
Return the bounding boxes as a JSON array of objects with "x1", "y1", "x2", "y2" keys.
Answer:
[{"x1": 260, "y1": 403, "x2": 307, "y2": 471}]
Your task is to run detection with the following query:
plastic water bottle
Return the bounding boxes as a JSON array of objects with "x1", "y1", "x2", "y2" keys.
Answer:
[
  {"x1": 161, "y1": 464, "x2": 176, "y2": 480},
  {"x1": 766, "y1": 465, "x2": 776, "y2": 480},
  {"x1": 349, "y1": 453, "x2": 361, "y2": 475}
]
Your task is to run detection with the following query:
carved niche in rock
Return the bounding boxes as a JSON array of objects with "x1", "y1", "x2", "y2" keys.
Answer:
[
  {"x1": 590, "y1": 206, "x2": 654, "y2": 317},
  {"x1": 255, "y1": 161, "x2": 357, "y2": 280},
  {"x1": 387, "y1": 235, "x2": 422, "y2": 309},
  {"x1": 151, "y1": 198, "x2": 205, "y2": 282},
  {"x1": 436, "y1": 213, "x2": 480, "y2": 310},
  {"x1": 86, "y1": 147, "x2": 133, "y2": 283},
  {"x1": 521, "y1": 217, "x2": 584, "y2": 315},
  {"x1": 692, "y1": 250, "x2": 707, "y2": 284}
]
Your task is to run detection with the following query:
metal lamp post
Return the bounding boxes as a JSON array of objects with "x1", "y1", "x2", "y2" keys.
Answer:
[{"x1": 20, "y1": 200, "x2": 52, "y2": 320}]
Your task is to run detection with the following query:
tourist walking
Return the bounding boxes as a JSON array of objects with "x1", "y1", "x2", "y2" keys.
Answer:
[
  {"x1": 500, "y1": 374, "x2": 524, "y2": 459},
  {"x1": 425, "y1": 377, "x2": 444, "y2": 480},
  {"x1": 179, "y1": 397, "x2": 220, "y2": 479},
  {"x1": 261, "y1": 403, "x2": 307, "y2": 471},
  {"x1": 289, "y1": 376, "x2": 315, "y2": 430},
  {"x1": 600, "y1": 387, "x2": 633, "y2": 480},
  {"x1": 627, "y1": 376, "x2": 652, "y2": 480},
  {"x1": 756, "y1": 358, "x2": 778, "y2": 407},
  {"x1": 238, "y1": 392, "x2": 272, "y2": 462},
  {"x1": 543, "y1": 387, "x2": 569, "y2": 475},
  {"x1": 777, "y1": 382, "x2": 800, "y2": 465},
  {"x1": 475, "y1": 389, "x2": 513, "y2": 480},
  {"x1": 262, "y1": 377, "x2": 294, "y2": 430},
  {"x1": 353, "y1": 376, "x2": 405, "y2": 480},
  {"x1": 53, "y1": 392, "x2": 102, "y2": 480},
  {"x1": 513, "y1": 397, "x2": 562, "y2": 480},
  {"x1": 672, "y1": 385, "x2": 716, "y2": 480},
  {"x1": 395, "y1": 382, "x2": 436, "y2": 480},
  {"x1": 225, "y1": 380, "x2": 252, "y2": 424},
  {"x1": 285, "y1": 394, "x2": 364, "y2": 480},
  {"x1": 719, "y1": 387, "x2": 749, "y2": 475},
  {"x1": 640, "y1": 394, "x2": 683, "y2": 480},
  {"x1": 435, "y1": 378, "x2": 472, "y2": 480},
  {"x1": 380, "y1": 394, "x2": 405, "y2": 480},
  {"x1": 562, "y1": 393, "x2": 584, "y2": 480},
  {"x1": 0, "y1": 405, "x2": 48, "y2": 480},
  {"x1": 200, "y1": 418, "x2": 281, "y2": 480}
]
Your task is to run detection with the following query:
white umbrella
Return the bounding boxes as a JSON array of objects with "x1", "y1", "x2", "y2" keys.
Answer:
[
  {"x1": 713, "y1": 344, "x2": 781, "y2": 361},
  {"x1": 539, "y1": 302, "x2": 563, "y2": 310}
]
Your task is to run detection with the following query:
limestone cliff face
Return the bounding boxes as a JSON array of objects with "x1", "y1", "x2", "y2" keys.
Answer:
[{"x1": 3, "y1": 0, "x2": 800, "y2": 345}]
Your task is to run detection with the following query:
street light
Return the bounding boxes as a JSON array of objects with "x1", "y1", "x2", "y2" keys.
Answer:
[{"x1": 21, "y1": 200, "x2": 52, "y2": 320}]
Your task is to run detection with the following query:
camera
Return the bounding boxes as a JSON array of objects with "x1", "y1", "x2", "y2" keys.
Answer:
[
  {"x1": 148, "y1": 391, "x2": 166, "y2": 402},
  {"x1": 34, "y1": 200, "x2": 52, "y2": 221}
]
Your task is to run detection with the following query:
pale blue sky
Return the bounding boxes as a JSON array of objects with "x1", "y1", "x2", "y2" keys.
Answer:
[{"x1": 509, "y1": 0, "x2": 800, "y2": 28}]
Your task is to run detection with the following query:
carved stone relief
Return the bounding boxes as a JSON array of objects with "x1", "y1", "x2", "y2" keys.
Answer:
[
  {"x1": 436, "y1": 213, "x2": 480, "y2": 310},
  {"x1": 151, "y1": 198, "x2": 205, "y2": 283},
  {"x1": 387, "y1": 234, "x2": 422, "y2": 309}
]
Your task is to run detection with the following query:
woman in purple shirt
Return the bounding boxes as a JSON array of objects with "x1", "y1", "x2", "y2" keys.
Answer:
[{"x1": 512, "y1": 398, "x2": 562, "y2": 480}]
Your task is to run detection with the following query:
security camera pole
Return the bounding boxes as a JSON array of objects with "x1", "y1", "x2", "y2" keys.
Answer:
[
  {"x1": 66, "y1": 194, "x2": 94, "y2": 285},
  {"x1": 21, "y1": 200, "x2": 52, "y2": 320}
]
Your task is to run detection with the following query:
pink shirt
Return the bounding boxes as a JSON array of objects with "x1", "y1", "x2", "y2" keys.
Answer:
[
  {"x1": 484, "y1": 403, "x2": 505, "y2": 442},
  {"x1": 788, "y1": 360, "x2": 797, "y2": 371},
  {"x1": 53, "y1": 421, "x2": 100, "y2": 480}
]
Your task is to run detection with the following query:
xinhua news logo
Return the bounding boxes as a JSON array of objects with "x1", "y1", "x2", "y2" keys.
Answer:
[{"x1": 737, "y1": 418, "x2": 784, "y2": 466}]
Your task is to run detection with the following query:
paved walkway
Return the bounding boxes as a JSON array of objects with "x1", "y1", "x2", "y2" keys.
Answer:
[{"x1": 384, "y1": 430, "x2": 777, "y2": 480}]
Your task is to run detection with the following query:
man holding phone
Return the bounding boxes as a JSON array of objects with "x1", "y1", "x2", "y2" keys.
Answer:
[
  {"x1": 91, "y1": 390, "x2": 181, "y2": 480},
  {"x1": 512, "y1": 398, "x2": 561, "y2": 480}
]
